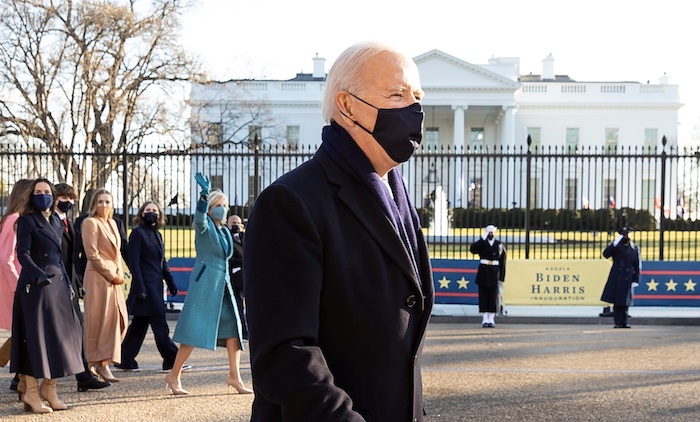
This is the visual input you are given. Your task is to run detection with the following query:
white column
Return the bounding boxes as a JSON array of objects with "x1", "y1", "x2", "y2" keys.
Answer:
[
  {"x1": 500, "y1": 105, "x2": 515, "y2": 148},
  {"x1": 452, "y1": 105, "x2": 467, "y2": 148}
]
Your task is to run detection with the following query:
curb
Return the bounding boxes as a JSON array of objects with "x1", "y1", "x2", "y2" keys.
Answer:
[{"x1": 429, "y1": 315, "x2": 700, "y2": 326}]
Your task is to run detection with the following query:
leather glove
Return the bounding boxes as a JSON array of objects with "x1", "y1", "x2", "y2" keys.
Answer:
[
  {"x1": 38, "y1": 273, "x2": 55, "y2": 287},
  {"x1": 194, "y1": 172, "x2": 210, "y2": 197},
  {"x1": 169, "y1": 287, "x2": 178, "y2": 297},
  {"x1": 137, "y1": 292, "x2": 147, "y2": 301}
]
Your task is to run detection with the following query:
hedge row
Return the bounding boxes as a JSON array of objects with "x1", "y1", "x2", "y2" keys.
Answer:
[{"x1": 417, "y1": 207, "x2": 699, "y2": 231}]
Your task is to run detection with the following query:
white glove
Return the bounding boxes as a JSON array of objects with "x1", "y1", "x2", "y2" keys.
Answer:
[
  {"x1": 612, "y1": 235, "x2": 624, "y2": 246},
  {"x1": 631, "y1": 282, "x2": 639, "y2": 288}
]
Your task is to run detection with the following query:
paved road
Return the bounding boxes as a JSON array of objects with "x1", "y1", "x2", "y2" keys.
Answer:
[{"x1": 1, "y1": 321, "x2": 699, "y2": 421}]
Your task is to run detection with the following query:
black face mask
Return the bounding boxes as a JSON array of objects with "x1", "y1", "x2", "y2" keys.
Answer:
[
  {"x1": 57, "y1": 200, "x2": 73, "y2": 213},
  {"x1": 346, "y1": 92, "x2": 424, "y2": 163},
  {"x1": 143, "y1": 212, "x2": 158, "y2": 226}
]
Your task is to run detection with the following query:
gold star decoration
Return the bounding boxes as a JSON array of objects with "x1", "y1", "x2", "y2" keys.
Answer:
[
  {"x1": 646, "y1": 279, "x2": 659, "y2": 291},
  {"x1": 438, "y1": 276, "x2": 450, "y2": 289},
  {"x1": 684, "y1": 279, "x2": 697, "y2": 291},
  {"x1": 665, "y1": 279, "x2": 678, "y2": 291},
  {"x1": 457, "y1": 277, "x2": 469, "y2": 289}
]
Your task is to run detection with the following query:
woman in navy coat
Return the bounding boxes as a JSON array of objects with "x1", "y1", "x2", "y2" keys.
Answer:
[
  {"x1": 119, "y1": 201, "x2": 179, "y2": 371},
  {"x1": 10, "y1": 179, "x2": 84, "y2": 413},
  {"x1": 166, "y1": 173, "x2": 251, "y2": 395}
]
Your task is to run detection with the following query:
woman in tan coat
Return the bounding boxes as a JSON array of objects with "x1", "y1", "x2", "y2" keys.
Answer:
[{"x1": 81, "y1": 189, "x2": 127, "y2": 383}]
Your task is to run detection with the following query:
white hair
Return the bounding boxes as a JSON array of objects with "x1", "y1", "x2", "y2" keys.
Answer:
[
  {"x1": 207, "y1": 189, "x2": 229, "y2": 215},
  {"x1": 322, "y1": 41, "x2": 415, "y2": 124}
]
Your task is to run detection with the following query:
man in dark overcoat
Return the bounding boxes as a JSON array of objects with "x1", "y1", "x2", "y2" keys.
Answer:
[
  {"x1": 469, "y1": 224, "x2": 507, "y2": 327},
  {"x1": 244, "y1": 42, "x2": 434, "y2": 422},
  {"x1": 601, "y1": 226, "x2": 640, "y2": 328}
]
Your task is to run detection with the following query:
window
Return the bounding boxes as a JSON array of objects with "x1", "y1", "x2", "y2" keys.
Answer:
[
  {"x1": 527, "y1": 127, "x2": 541, "y2": 151},
  {"x1": 470, "y1": 128, "x2": 484, "y2": 151},
  {"x1": 424, "y1": 127, "x2": 439, "y2": 151},
  {"x1": 642, "y1": 179, "x2": 655, "y2": 214},
  {"x1": 605, "y1": 128, "x2": 618, "y2": 154},
  {"x1": 202, "y1": 122, "x2": 223, "y2": 148},
  {"x1": 529, "y1": 177, "x2": 540, "y2": 208},
  {"x1": 644, "y1": 128, "x2": 658, "y2": 154},
  {"x1": 286, "y1": 126, "x2": 300, "y2": 151},
  {"x1": 468, "y1": 177, "x2": 481, "y2": 208},
  {"x1": 565, "y1": 178, "x2": 577, "y2": 209},
  {"x1": 210, "y1": 175, "x2": 224, "y2": 191},
  {"x1": 603, "y1": 179, "x2": 616, "y2": 209},
  {"x1": 248, "y1": 125, "x2": 262, "y2": 150},
  {"x1": 565, "y1": 128, "x2": 579, "y2": 153}
]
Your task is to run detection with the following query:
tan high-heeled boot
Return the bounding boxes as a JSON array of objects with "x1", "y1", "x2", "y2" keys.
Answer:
[
  {"x1": 22, "y1": 375, "x2": 52, "y2": 414},
  {"x1": 40, "y1": 378, "x2": 67, "y2": 411},
  {"x1": 17, "y1": 374, "x2": 26, "y2": 402}
]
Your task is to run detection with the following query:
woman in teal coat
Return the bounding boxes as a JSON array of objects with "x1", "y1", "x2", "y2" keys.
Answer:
[{"x1": 165, "y1": 173, "x2": 252, "y2": 395}]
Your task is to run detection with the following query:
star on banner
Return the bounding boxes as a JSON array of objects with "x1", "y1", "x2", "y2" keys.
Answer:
[
  {"x1": 646, "y1": 279, "x2": 659, "y2": 291},
  {"x1": 438, "y1": 276, "x2": 450, "y2": 289},
  {"x1": 684, "y1": 279, "x2": 697, "y2": 291},
  {"x1": 665, "y1": 279, "x2": 678, "y2": 291},
  {"x1": 457, "y1": 277, "x2": 469, "y2": 289}
]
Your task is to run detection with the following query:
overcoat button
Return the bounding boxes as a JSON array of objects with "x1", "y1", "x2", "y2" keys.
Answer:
[{"x1": 406, "y1": 295, "x2": 417, "y2": 307}]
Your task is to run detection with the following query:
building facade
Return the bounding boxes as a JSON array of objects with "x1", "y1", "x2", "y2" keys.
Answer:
[{"x1": 189, "y1": 50, "x2": 682, "y2": 214}]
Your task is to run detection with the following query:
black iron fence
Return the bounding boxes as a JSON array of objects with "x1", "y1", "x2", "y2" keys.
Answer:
[{"x1": 1, "y1": 140, "x2": 698, "y2": 261}]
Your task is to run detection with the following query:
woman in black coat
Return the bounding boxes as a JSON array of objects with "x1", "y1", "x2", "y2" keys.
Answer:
[
  {"x1": 10, "y1": 179, "x2": 84, "y2": 413},
  {"x1": 119, "y1": 201, "x2": 180, "y2": 371}
]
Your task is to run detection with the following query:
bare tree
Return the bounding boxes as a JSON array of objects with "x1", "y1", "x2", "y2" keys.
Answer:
[
  {"x1": 0, "y1": 0, "x2": 199, "y2": 206},
  {"x1": 188, "y1": 81, "x2": 282, "y2": 151}
]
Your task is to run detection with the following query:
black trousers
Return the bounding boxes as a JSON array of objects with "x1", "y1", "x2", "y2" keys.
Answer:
[
  {"x1": 121, "y1": 316, "x2": 178, "y2": 370},
  {"x1": 613, "y1": 305, "x2": 629, "y2": 326},
  {"x1": 478, "y1": 285, "x2": 498, "y2": 313}
]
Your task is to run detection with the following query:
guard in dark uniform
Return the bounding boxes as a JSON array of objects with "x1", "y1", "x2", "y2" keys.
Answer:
[
  {"x1": 600, "y1": 226, "x2": 640, "y2": 328},
  {"x1": 469, "y1": 225, "x2": 506, "y2": 327}
]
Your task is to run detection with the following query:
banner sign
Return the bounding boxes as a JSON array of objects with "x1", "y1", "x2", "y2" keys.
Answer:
[
  {"x1": 634, "y1": 261, "x2": 700, "y2": 306},
  {"x1": 431, "y1": 259, "x2": 700, "y2": 307}
]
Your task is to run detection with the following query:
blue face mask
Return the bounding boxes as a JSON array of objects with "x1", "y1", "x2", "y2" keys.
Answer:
[
  {"x1": 345, "y1": 92, "x2": 424, "y2": 163},
  {"x1": 210, "y1": 205, "x2": 227, "y2": 221},
  {"x1": 33, "y1": 194, "x2": 54, "y2": 211}
]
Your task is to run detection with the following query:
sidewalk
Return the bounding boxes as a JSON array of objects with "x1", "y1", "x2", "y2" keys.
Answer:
[{"x1": 431, "y1": 304, "x2": 700, "y2": 325}]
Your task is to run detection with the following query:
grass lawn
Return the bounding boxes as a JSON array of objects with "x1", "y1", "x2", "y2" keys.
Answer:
[{"x1": 156, "y1": 226, "x2": 699, "y2": 261}]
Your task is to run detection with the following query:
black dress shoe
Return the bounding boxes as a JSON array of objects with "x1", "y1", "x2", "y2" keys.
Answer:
[
  {"x1": 9, "y1": 374, "x2": 19, "y2": 391},
  {"x1": 614, "y1": 324, "x2": 632, "y2": 329},
  {"x1": 77, "y1": 376, "x2": 111, "y2": 392}
]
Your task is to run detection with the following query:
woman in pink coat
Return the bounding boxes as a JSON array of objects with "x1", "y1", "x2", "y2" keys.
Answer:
[{"x1": 0, "y1": 179, "x2": 33, "y2": 389}]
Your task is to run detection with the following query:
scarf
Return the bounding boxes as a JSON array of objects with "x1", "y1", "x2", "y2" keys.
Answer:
[{"x1": 321, "y1": 121, "x2": 422, "y2": 275}]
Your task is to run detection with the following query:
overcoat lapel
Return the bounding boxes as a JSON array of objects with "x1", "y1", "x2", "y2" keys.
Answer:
[
  {"x1": 31, "y1": 213, "x2": 62, "y2": 251},
  {"x1": 316, "y1": 150, "x2": 422, "y2": 293},
  {"x1": 103, "y1": 218, "x2": 120, "y2": 253}
]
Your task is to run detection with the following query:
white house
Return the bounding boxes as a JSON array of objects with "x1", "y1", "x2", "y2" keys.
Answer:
[{"x1": 189, "y1": 50, "x2": 682, "y2": 214}]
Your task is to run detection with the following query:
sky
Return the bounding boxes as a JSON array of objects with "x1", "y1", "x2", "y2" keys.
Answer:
[{"x1": 178, "y1": 0, "x2": 700, "y2": 145}]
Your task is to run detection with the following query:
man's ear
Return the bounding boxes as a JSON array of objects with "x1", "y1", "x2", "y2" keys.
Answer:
[{"x1": 335, "y1": 91, "x2": 354, "y2": 122}]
